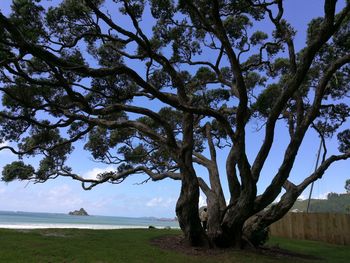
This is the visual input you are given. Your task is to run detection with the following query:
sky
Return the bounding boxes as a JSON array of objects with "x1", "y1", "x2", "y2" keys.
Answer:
[{"x1": 0, "y1": 0, "x2": 349, "y2": 218}]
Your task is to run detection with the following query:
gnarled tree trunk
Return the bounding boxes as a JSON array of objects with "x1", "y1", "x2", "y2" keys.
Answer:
[
  {"x1": 176, "y1": 112, "x2": 207, "y2": 246},
  {"x1": 176, "y1": 167, "x2": 207, "y2": 246}
]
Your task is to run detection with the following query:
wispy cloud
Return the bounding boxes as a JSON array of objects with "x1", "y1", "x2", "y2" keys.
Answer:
[
  {"x1": 0, "y1": 183, "x2": 83, "y2": 213},
  {"x1": 298, "y1": 191, "x2": 331, "y2": 200},
  {"x1": 82, "y1": 166, "x2": 116, "y2": 179},
  {"x1": 146, "y1": 197, "x2": 176, "y2": 208},
  {"x1": 38, "y1": 184, "x2": 84, "y2": 207},
  {"x1": 316, "y1": 192, "x2": 330, "y2": 200},
  {"x1": 90, "y1": 196, "x2": 115, "y2": 209}
]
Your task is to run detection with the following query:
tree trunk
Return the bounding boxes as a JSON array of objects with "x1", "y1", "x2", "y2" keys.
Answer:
[
  {"x1": 243, "y1": 189, "x2": 300, "y2": 246},
  {"x1": 205, "y1": 191, "x2": 224, "y2": 247},
  {"x1": 176, "y1": 112, "x2": 207, "y2": 246},
  {"x1": 220, "y1": 188, "x2": 257, "y2": 248},
  {"x1": 176, "y1": 164, "x2": 207, "y2": 247}
]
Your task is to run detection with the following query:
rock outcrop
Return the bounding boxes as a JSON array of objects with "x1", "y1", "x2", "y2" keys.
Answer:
[{"x1": 68, "y1": 208, "x2": 89, "y2": 216}]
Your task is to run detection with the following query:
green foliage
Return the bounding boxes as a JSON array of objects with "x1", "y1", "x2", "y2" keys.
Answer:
[
  {"x1": 84, "y1": 128, "x2": 110, "y2": 159},
  {"x1": 252, "y1": 84, "x2": 282, "y2": 117},
  {"x1": 250, "y1": 31, "x2": 268, "y2": 46},
  {"x1": 2, "y1": 161, "x2": 35, "y2": 182},
  {"x1": 119, "y1": 145, "x2": 149, "y2": 164},
  {"x1": 338, "y1": 129, "x2": 350, "y2": 153},
  {"x1": 194, "y1": 67, "x2": 216, "y2": 84},
  {"x1": 148, "y1": 70, "x2": 171, "y2": 90},
  {"x1": 46, "y1": 0, "x2": 102, "y2": 44},
  {"x1": 244, "y1": 72, "x2": 266, "y2": 90},
  {"x1": 270, "y1": 58, "x2": 290, "y2": 77},
  {"x1": 345, "y1": 179, "x2": 350, "y2": 193},
  {"x1": 95, "y1": 42, "x2": 124, "y2": 67},
  {"x1": 314, "y1": 103, "x2": 349, "y2": 138},
  {"x1": 224, "y1": 15, "x2": 252, "y2": 40},
  {"x1": 2, "y1": 79, "x2": 46, "y2": 110},
  {"x1": 307, "y1": 18, "x2": 324, "y2": 45},
  {"x1": 9, "y1": 0, "x2": 45, "y2": 43},
  {"x1": 333, "y1": 14, "x2": 350, "y2": 51},
  {"x1": 150, "y1": 0, "x2": 174, "y2": 19}
]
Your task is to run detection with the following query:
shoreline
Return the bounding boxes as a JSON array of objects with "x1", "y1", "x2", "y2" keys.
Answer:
[
  {"x1": 0, "y1": 223, "x2": 180, "y2": 230},
  {"x1": 0, "y1": 211, "x2": 180, "y2": 230},
  {"x1": 0, "y1": 224, "x2": 146, "y2": 230}
]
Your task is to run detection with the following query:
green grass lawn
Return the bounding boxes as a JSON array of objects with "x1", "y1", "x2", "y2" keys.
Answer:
[{"x1": 0, "y1": 228, "x2": 348, "y2": 263}]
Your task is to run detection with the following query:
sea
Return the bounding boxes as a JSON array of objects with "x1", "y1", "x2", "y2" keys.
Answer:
[{"x1": 0, "y1": 211, "x2": 179, "y2": 229}]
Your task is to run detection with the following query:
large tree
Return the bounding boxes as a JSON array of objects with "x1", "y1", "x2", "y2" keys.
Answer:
[{"x1": 1, "y1": 0, "x2": 350, "y2": 248}]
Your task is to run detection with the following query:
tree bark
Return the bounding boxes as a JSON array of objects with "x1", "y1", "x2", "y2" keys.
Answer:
[
  {"x1": 176, "y1": 113, "x2": 207, "y2": 246},
  {"x1": 197, "y1": 177, "x2": 224, "y2": 247},
  {"x1": 243, "y1": 188, "x2": 300, "y2": 245},
  {"x1": 176, "y1": 169, "x2": 207, "y2": 246}
]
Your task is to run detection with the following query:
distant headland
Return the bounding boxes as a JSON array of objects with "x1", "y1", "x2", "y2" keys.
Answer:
[{"x1": 68, "y1": 208, "x2": 89, "y2": 216}]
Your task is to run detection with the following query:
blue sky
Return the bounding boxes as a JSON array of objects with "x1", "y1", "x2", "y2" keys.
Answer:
[{"x1": 0, "y1": 0, "x2": 349, "y2": 218}]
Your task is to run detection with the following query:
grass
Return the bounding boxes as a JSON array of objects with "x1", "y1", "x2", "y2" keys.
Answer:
[
  {"x1": 268, "y1": 237, "x2": 350, "y2": 263},
  {"x1": 0, "y1": 228, "x2": 348, "y2": 263}
]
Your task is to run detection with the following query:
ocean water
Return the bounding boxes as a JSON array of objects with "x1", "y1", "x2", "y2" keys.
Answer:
[{"x1": 0, "y1": 211, "x2": 179, "y2": 229}]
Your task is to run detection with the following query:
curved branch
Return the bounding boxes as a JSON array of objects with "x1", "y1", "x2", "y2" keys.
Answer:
[
  {"x1": 92, "y1": 103, "x2": 178, "y2": 148},
  {"x1": 255, "y1": 53, "x2": 350, "y2": 210},
  {"x1": 251, "y1": 4, "x2": 350, "y2": 180},
  {"x1": 0, "y1": 10, "x2": 237, "y2": 141},
  {"x1": 298, "y1": 151, "x2": 350, "y2": 191},
  {"x1": 0, "y1": 125, "x2": 93, "y2": 156},
  {"x1": 62, "y1": 111, "x2": 167, "y2": 145}
]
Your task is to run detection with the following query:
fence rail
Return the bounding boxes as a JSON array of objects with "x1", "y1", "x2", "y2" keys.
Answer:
[{"x1": 269, "y1": 212, "x2": 350, "y2": 245}]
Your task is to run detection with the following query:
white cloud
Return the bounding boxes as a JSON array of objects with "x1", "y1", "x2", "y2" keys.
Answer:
[
  {"x1": 316, "y1": 191, "x2": 330, "y2": 200},
  {"x1": 298, "y1": 194, "x2": 307, "y2": 200},
  {"x1": 0, "y1": 180, "x2": 179, "y2": 217},
  {"x1": 90, "y1": 196, "x2": 114, "y2": 209},
  {"x1": 0, "y1": 183, "x2": 83, "y2": 213},
  {"x1": 146, "y1": 197, "x2": 176, "y2": 208},
  {"x1": 36, "y1": 184, "x2": 83, "y2": 207},
  {"x1": 82, "y1": 166, "x2": 116, "y2": 179},
  {"x1": 298, "y1": 191, "x2": 330, "y2": 200}
]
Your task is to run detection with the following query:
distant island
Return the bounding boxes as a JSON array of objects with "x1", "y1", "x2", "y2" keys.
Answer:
[
  {"x1": 68, "y1": 208, "x2": 89, "y2": 216},
  {"x1": 157, "y1": 217, "x2": 178, "y2": 222}
]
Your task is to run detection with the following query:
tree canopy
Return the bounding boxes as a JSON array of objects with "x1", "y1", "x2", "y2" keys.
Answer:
[
  {"x1": 345, "y1": 179, "x2": 350, "y2": 193},
  {"x1": 0, "y1": 0, "x2": 350, "y2": 248}
]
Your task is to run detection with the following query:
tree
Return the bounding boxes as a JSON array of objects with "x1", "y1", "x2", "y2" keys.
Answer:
[
  {"x1": 346, "y1": 179, "x2": 350, "y2": 193},
  {"x1": 0, "y1": 0, "x2": 350, "y2": 248}
]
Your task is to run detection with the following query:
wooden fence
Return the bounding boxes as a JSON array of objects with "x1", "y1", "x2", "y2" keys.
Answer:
[{"x1": 269, "y1": 212, "x2": 350, "y2": 245}]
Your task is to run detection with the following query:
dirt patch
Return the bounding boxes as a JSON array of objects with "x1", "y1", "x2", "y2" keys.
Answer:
[
  {"x1": 151, "y1": 235, "x2": 230, "y2": 256},
  {"x1": 40, "y1": 232, "x2": 68, "y2": 237},
  {"x1": 39, "y1": 230, "x2": 69, "y2": 238},
  {"x1": 150, "y1": 235, "x2": 322, "y2": 260}
]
